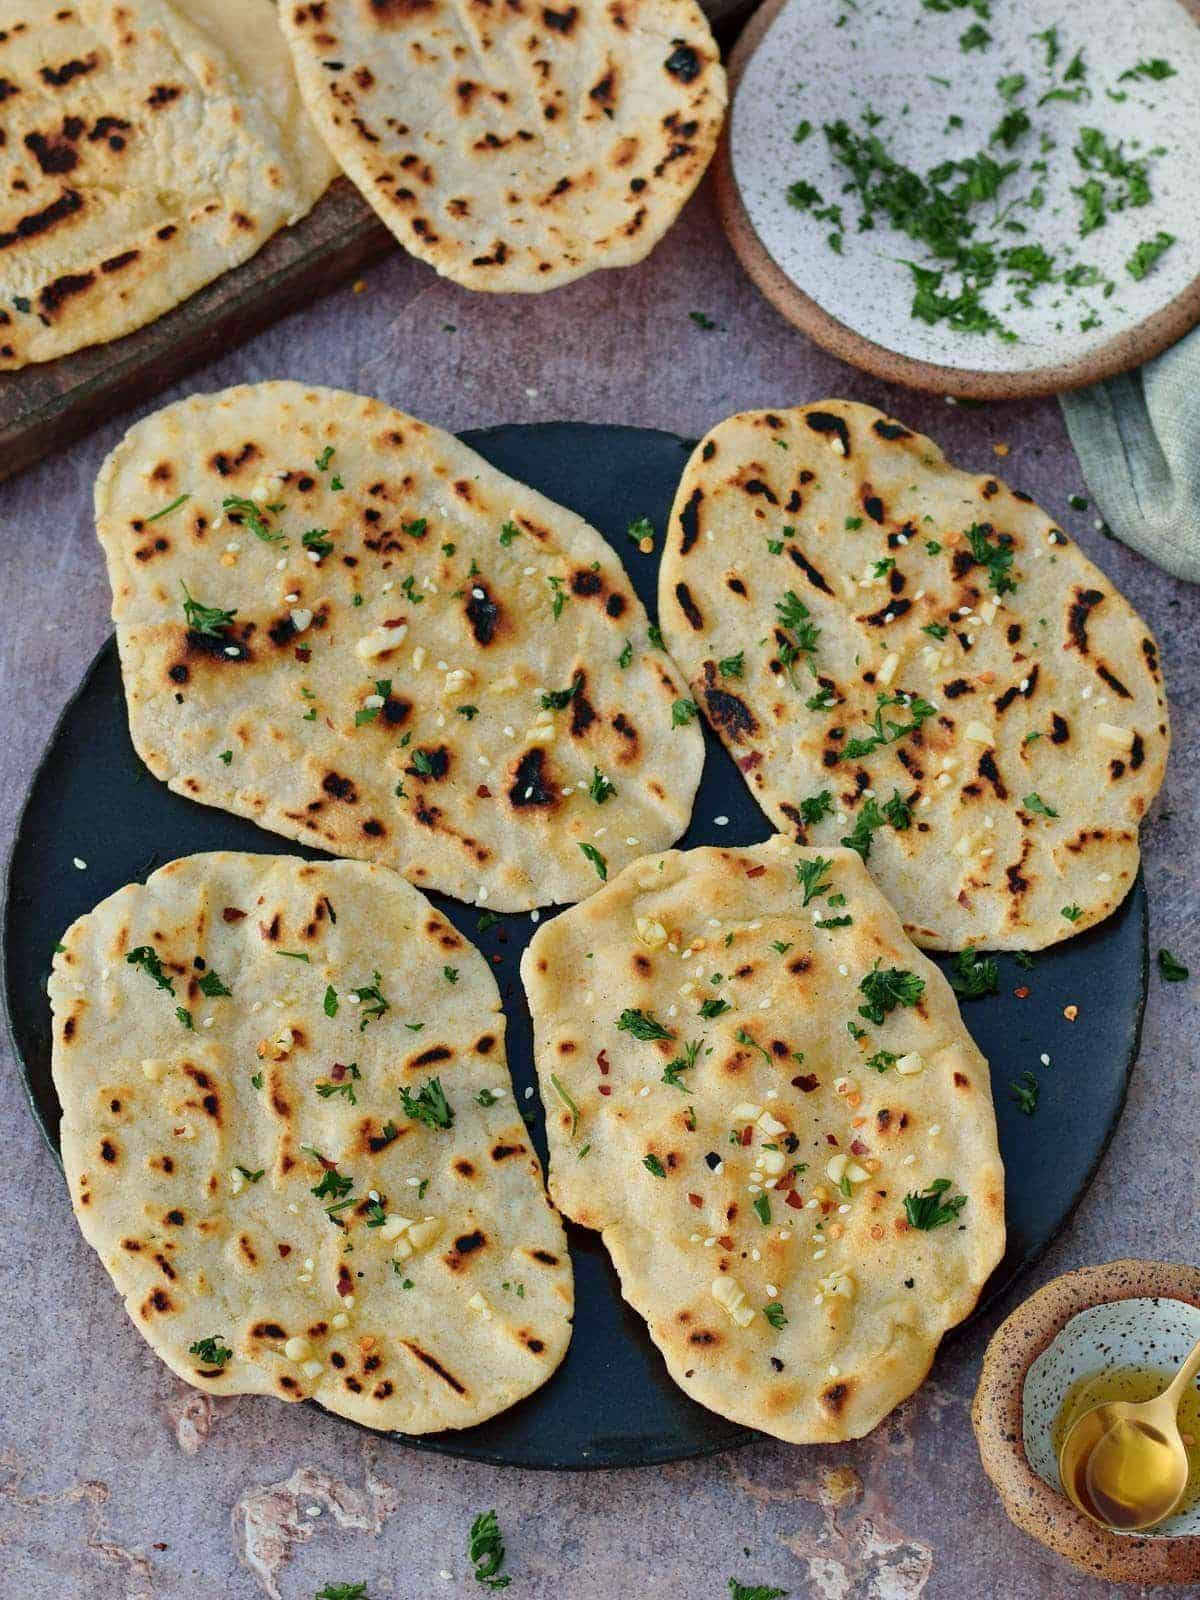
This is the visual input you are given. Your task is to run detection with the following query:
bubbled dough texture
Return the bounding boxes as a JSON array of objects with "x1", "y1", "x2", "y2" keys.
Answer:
[
  {"x1": 94, "y1": 382, "x2": 704, "y2": 910},
  {"x1": 50, "y1": 851, "x2": 573, "y2": 1434},
  {"x1": 659, "y1": 400, "x2": 1168, "y2": 950},
  {"x1": 0, "y1": 0, "x2": 336, "y2": 367},
  {"x1": 523, "y1": 839, "x2": 1005, "y2": 1443},
  {"x1": 280, "y1": 0, "x2": 726, "y2": 292}
]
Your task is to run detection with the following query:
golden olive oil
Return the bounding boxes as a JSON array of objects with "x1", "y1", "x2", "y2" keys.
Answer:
[{"x1": 1053, "y1": 1366, "x2": 1200, "y2": 1520}]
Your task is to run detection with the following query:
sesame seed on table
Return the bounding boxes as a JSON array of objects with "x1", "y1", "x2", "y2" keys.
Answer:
[{"x1": 0, "y1": 177, "x2": 1195, "y2": 1599}]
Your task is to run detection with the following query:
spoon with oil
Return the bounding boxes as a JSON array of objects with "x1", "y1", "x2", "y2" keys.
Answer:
[{"x1": 1058, "y1": 1334, "x2": 1200, "y2": 1532}]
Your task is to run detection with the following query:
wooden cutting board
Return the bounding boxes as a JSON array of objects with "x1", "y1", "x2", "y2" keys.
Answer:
[{"x1": 0, "y1": 179, "x2": 394, "y2": 486}]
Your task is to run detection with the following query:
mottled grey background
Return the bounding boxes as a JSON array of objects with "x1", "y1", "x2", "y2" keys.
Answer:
[{"x1": 1, "y1": 180, "x2": 1196, "y2": 1600}]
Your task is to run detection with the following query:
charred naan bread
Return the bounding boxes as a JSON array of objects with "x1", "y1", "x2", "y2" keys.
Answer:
[
  {"x1": 523, "y1": 839, "x2": 1005, "y2": 1443},
  {"x1": 0, "y1": 0, "x2": 336, "y2": 368},
  {"x1": 94, "y1": 382, "x2": 704, "y2": 910},
  {"x1": 50, "y1": 852, "x2": 573, "y2": 1433},
  {"x1": 280, "y1": 0, "x2": 725, "y2": 292},
  {"x1": 659, "y1": 401, "x2": 1169, "y2": 951}
]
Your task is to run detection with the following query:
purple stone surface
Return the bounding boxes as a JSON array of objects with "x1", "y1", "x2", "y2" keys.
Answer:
[{"x1": 0, "y1": 180, "x2": 1195, "y2": 1600}]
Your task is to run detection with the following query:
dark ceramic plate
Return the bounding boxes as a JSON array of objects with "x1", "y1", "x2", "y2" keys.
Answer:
[{"x1": 1, "y1": 423, "x2": 1147, "y2": 1469}]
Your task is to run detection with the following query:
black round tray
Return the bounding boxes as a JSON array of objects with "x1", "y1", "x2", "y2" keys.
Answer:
[{"x1": 1, "y1": 423, "x2": 1146, "y2": 1469}]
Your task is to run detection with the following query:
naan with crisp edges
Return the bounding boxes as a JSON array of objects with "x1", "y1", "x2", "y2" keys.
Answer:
[
  {"x1": 659, "y1": 401, "x2": 1168, "y2": 950},
  {"x1": 51, "y1": 852, "x2": 572, "y2": 1433},
  {"x1": 280, "y1": 0, "x2": 725, "y2": 292},
  {"x1": 0, "y1": 0, "x2": 335, "y2": 368},
  {"x1": 523, "y1": 839, "x2": 1004, "y2": 1443},
  {"x1": 94, "y1": 382, "x2": 704, "y2": 910}
]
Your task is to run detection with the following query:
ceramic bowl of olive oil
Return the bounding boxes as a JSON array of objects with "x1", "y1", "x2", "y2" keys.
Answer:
[{"x1": 973, "y1": 1260, "x2": 1200, "y2": 1584}]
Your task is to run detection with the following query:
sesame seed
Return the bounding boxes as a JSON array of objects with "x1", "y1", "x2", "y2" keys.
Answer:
[{"x1": 73, "y1": 857, "x2": 87, "y2": 870}]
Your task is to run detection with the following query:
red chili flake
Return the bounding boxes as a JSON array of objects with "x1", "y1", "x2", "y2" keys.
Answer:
[
  {"x1": 383, "y1": 616, "x2": 406, "y2": 629},
  {"x1": 222, "y1": 906, "x2": 247, "y2": 922},
  {"x1": 336, "y1": 1265, "x2": 353, "y2": 1296},
  {"x1": 745, "y1": 864, "x2": 766, "y2": 878},
  {"x1": 330, "y1": 1062, "x2": 347, "y2": 1081},
  {"x1": 1014, "y1": 985, "x2": 1030, "y2": 999},
  {"x1": 850, "y1": 1139, "x2": 869, "y2": 1156},
  {"x1": 490, "y1": 954, "x2": 502, "y2": 966},
  {"x1": 476, "y1": 784, "x2": 492, "y2": 799},
  {"x1": 687, "y1": 1193, "x2": 703, "y2": 1208},
  {"x1": 312, "y1": 1150, "x2": 335, "y2": 1170},
  {"x1": 792, "y1": 1073, "x2": 820, "y2": 1092},
  {"x1": 717, "y1": 1234, "x2": 734, "y2": 1250},
  {"x1": 597, "y1": 1049, "x2": 610, "y2": 1075},
  {"x1": 738, "y1": 750, "x2": 763, "y2": 772},
  {"x1": 277, "y1": 1243, "x2": 291, "y2": 1257},
  {"x1": 784, "y1": 1189, "x2": 804, "y2": 1209},
  {"x1": 598, "y1": 1084, "x2": 612, "y2": 1096},
  {"x1": 825, "y1": 1132, "x2": 839, "y2": 1146},
  {"x1": 294, "y1": 645, "x2": 311, "y2": 661},
  {"x1": 740, "y1": 1125, "x2": 753, "y2": 1146}
]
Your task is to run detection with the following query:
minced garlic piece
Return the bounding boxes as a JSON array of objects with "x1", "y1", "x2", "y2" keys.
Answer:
[
  {"x1": 895, "y1": 1051, "x2": 926, "y2": 1076},
  {"x1": 635, "y1": 917, "x2": 668, "y2": 950},
  {"x1": 1096, "y1": 722, "x2": 1135, "y2": 751},
  {"x1": 283, "y1": 1335, "x2": 312, "y2": 1362},
  {"x1": 468, "y1": 1291, "x2": 494, "y2": 1321},
  {"x1": 355, "y1": 623, "x2": 407, "y2": 660},
  {"x1": 963, "y1": 720, "x2": 992, "y2": 744},
  {"x1": 818, "y1": 1270, "x2": 856, "y2": 1299},
  {"x1": 876, "y1": 651, "x2": 900, "y2": 687},
  {"x1": 141, "y1": 1058, "x2": 167, "y2": 1082},
  {"x1": 826, "y1": 1153, "x2": 869, "y2": 1186},
  {"x1": 257, "y1": 1027, "x2": 296, "y2": 1062},
  {"x1": 730, "y1": 1102, "x2": 762, "y2": 1125},
  {"x1": 711, "y1": 1276, "x2": 756, "y2": 1327},
  {"x1": 757, "y1": 1111, "x2": 787, "y2": 1137}
]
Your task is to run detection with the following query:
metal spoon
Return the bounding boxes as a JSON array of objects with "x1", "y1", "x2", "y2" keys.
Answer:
[{"x1": 1058, "y1": 1333, "x2": 1200, "y2": 1532}]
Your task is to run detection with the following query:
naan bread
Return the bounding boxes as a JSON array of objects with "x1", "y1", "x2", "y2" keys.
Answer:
[
  {"x1": 522, "y1": 839, "x2": 1005, "y2": 1443},
  {"x1": 50, "y1": 852, "x2": 573, "y2": 1433},
  {"x1": 280, "y1": 0, "x2": 725, "y2": 292},
  {"x1": 94, "y1": 382, "x2": 704, "y2": 910},
  {"x1": 0, "y1": 0, "x2": 336, "y2": 368},
  {"x1": 659, "y1": 401, "x2": 1169, "y2": 951}
]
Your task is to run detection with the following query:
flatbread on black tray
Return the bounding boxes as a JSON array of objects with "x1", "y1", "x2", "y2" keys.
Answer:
[
  {"x1": 51, "y1": 852, "x2": 573, "y2": 1433},
  {"x1": 94, "y1": 382, "x2": 705, "y2": 910},
  {"x1": 659, "y1": 401, "x2": 1169, "y2": 951}
]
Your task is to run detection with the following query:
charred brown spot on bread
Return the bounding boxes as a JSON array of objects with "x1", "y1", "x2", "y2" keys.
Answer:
[
  {"x1": 804, "y1": 410, "x2": 851, "y2": 455},
  {"x1": 141, "y1": 1287, "x2": 173, "y2": 1316},
  {"x1": 0, "y1": 186, "x2": 84, "y2": 251},
  {"x1": 491, "y1": 1142, "x2": 527, "y2": 1162},
  {"x1": 861, "y1": 597, "x2": 911, "y2": 627},
  {"x1": 1096, "y1": 664, "x2": 1132, "y2": 700},
  {"x1": 678, "y1": 486, "x2": 703, "y2": 554},
  {"x1": 1067, "y1": 587, "x2": 1104, "y2": 653},
  {"x1": 873, "y1": 419, "x2": 911, "y2": 441},
  {"x1": 1050, "y1": 713, "x2": 1070, "y2": 745},
  {"x1": 862, "y1": 491, "x2": 886, "y2": 524},
  {"x1": 1130, "y1": 733, "x2": 1145, "y2": 770},
  {"x1": 322, "y1": 771, "x2": 358, "y2": 802},
  {"x1": 401, "y1": 1340, "x2": 468, "y2": 1394},
  {"x1": 100, "y1": 1137, "x2": 118, "y2": 1163},
  {"x1": 407, "y1": 745, "x2": 450, "y2": 780},
  {"x1": 943, "y1": 679, "x2": 973, "y2": 700},
  {"x1": 508, "y1": 746, "x2": 558, "y2": 809},
  {"x1": 210, "y1": 442, "x2": 260, "y2": 478},
  {"x1": 411, "y1": 1044, "x2": 452, "y2": 1069},
  {"x1": 787, "y1": 546, "x2": 833, "y2": 594},
  {"x1": 821, "y1": 1380, "x2": 851, "y2": 1414},
  {"x1": 675, "y1": 581, "x2": 703, "y2": 630},
  {"x1": 700, "y1": 662, "x2": 758, "y2": 744},
  {"x1": 978, "y1": 749, "x2": 1007, "y2": 799},
  {"x1": 1142, "y1": 636, "x2": 1160, "y2": 679},
  {"x1": 465, "y1": 583, "x2": 500, "y2": 645},
  {"x1": 664, "y1": 39, "x2": 702, "y2": 80}
]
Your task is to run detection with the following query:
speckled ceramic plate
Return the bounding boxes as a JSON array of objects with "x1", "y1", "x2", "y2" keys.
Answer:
[
  {"x1": 718, "y1": 0, "x2": 1200, "y2": 398},
  {"x1": 2, "y1": 423, "x2": 1148, "y2": 1469}
]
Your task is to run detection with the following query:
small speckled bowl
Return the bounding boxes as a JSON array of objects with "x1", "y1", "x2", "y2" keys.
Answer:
[{"x1": 973, "y1": 1261, "x2": 1200, "y2": 1584}]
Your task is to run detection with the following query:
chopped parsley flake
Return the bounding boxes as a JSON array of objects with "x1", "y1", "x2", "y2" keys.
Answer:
[
  {"x1": 948, "y1": 947, "x2": 999, "y2": 999},
  {"x1": 188, "y1": 1335, "x2": 232, "y2": 1368},
  {"x1": 1158, "y1": 948, "x2": 1189, "y2": 983},
  {"x1": 858, "y1": 962, "x2": 925, "y2": 1025},
  {"x1": 579, "y1": 842, "x2": 607, "y2": 881},
  {"x1": 587, "y1": 766, "x2": 616, "y2": 804},
  {"x1": 904, "y1": 1177, "x2": 967, "y2": 1229},
  {"x1": 795, "y1": 855, "x2": 834, "y2": 906},
  {"x1": 643, "y1": 1153, "x2": 667, "y2": 1178},
  {"x1": 1011, "y1": 1071, "x2": 1040, "y2": 1115},
  {"x1": 197, "y1": 969, "x2": 231, "y2": 998},
  {"x1": 672, "y1": 698, "x2": 699, "y2": 727},
  {"x1": 400, "y1": 1076, "x2": 454, "y2": 1130},
  {"x1": 617, "y1": 1008, "x2": 674, "y2": 1042}
]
